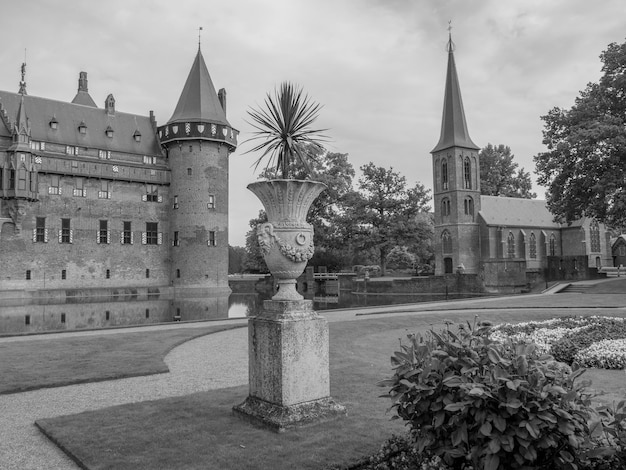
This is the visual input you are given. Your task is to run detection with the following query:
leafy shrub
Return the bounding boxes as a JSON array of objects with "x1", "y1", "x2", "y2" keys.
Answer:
[
  {"x1": 380, "y1": 319, "x2": 594, "y2": 470},
  {"x1": 551, "y1": 318, "x2": 626, "y2": 364}
]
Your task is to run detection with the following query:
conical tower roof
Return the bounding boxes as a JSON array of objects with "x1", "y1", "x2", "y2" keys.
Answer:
[
  {"x1": 167, "y1": 49, "x2": 230, "y2": 126},
  {"x1": 431, "y1": 36, "x2": 479, "y2": 153}
]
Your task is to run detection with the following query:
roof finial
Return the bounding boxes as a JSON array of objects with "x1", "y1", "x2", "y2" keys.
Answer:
[
  {"x1": 18, "y1": 50, "x2": 27, "y2": 95},
  {"x1": 446, "y1": 20, "x2": 455, "y2": 53},
  {"x1": 198, "y1": 26, "x2": 203, "y2": 51}
]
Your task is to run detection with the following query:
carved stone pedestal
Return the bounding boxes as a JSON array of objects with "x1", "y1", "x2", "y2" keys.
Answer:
[{"x1": 232, "y1": 300, "x2": 346, "y2": 432}]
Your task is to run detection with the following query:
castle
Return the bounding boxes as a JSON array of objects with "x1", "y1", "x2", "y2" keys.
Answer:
[
  {"x1": 0, "y1": 48, "x2": 237, "y2": 298},
  {"x1": 430, "y1": 35, "x2": 613, "y2": 291}
]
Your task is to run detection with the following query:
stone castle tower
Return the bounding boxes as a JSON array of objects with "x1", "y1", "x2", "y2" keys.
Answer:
[
  {"x1": 158, "y1": 48, "x2": 238, "y2": 291},
  {"x1": 431, "y1": 35, "x2": 481, "y2": 275}
]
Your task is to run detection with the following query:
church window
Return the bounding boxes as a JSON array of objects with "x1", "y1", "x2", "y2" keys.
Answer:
[
  {"x1": 464, "y1": 197, "x2": 474, "y2": 218},
  {"x1": 529, "y1": 233, "x2": 537, "y2": 259},
  {"x1": 590, "y1": 220, "x2": 601, "y2": 252},
  {"x1": 464, "y1": 158, "x2": 472, "y2": 189},
  {"x1": 442, "y1": 230, "x2": 452, "y2": 254},
  {"x1": 549, "y1": 234, "x2": 557, "y2": 256},
  {"x1": 121, "y1": 221, "x2": 133, "y2": 245},
  {"x1": 48, "y1": 175, "x2": 60, "y2": 195},
  {"x1": 507, "y1": 232, "x2": 515, "y2": 258},
  {"x1": 442, "y1": 159, "x2": 448, "y2": 190}
]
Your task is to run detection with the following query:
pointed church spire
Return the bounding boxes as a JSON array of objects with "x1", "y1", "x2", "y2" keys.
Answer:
[
  {"x1": 431, "y1": 29, "x2": 479, "y2": 153},
  {"x1": 167, "y1": 49, "x2": 230, "y2": 126}
]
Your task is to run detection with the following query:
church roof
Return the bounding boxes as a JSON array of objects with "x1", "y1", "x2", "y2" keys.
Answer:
[
  {"x1": 167, "y1": 48, "x2": 230, "y2": 127},
  {"x1": 431, "y1": 36, "x2": 479, "y2": 153},
  {"x1": 0, "y1": 90, "x2": 162, "y2": 156},
  {"x1": 479, "y1": 195, "x2": 561, "y2": 228}
]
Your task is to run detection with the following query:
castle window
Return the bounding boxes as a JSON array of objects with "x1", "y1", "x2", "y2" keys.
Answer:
[
  {"x1": 143, "y1": 155, "x2": 157, "y2": 164},
  {"x1": 98, "y1": 180, "x2": 111, "y2": 199},
  {"x1": 0, "y1": 168, "x2": 3, "y2": 190},
  {"x1": 442, "y1": 159, "x2": 448, "y2": 190},
  {"x1": 49, "y1": 117, "x2": 58, "y2": 130},
  {"x1": 61, "y1": 269, "x2": 67, "y2": 280},
  {"x1": 187, "y1": 168, "x2": 192, "y2": 176},
  {"x1": 121, "y1": 221, "x2": 133, "y2": 245},
  {"x1": 106, "y1": 311, "x2": 110, "y2": 320},
  {"x1": 189, "y1": 145, "x2": 193, "y2": 152},
  {"x1": 144, "y1": 222, "x2": 159, "y2": 245},
  {"x1": 173, "y1": 195, "x2": 179, "y2": 209},
  {"x1": 549, "y1": 234, "x2": 557, "y2": 256},
  {"x1": 73, "y1": 178, "x2": 86, "y2": 197},
  {"x1": 105, "y1": 126, "x2": 114, "y2": 138},
  {"x1": 173, "y1": 231, "x2": 180, "y2": 246},
  {"x1": 106, "y1": 269, "x2": 111, "y2": 279},
  {"x1": 35, "y1": 217, "x2": 47, "y2": 243},
  {"x1": 98, "y1": 220, "x2": 110, "y2": 244},
  {"x1": 590, "y1": 220, "x2": 601, "y2": 252},
  {"x1": 25, "y1": 315, "x2": 30, "y2": 325},
  {"x1": 133, "y1": 130, "x2": 142, "y2": 142},
  {"x1": 48, "y1": 175, "x2": 60, "y2": 195},
  {"x1": 66, "y1": 146, "x2": 75, "y2": 155},
  {"x1": 146, "y1": 309, "x2": 150, "y2": 318},
  {"x1": 26, "y1": 270, "x2": 31, "y2": 280},
  {"x1": 507, "y1": 232, "x2": 515, "y2": 258},
  {"x1": 441, "y1": 230, "x2": 452, "y2": 254},
  {"x1": 208, "y1": 231, "x2": 216, "y2": 246},
  {"x1": 78, "y1": 121, "x2": 87, "y2": 134},
  {"x1": 529, "y1": 233, "x2": 537, "y2": 259},
  {"x1": 8, "y1": 169, "x2": 16, "y2": 189},
  {"x1": 30, "y1": 172, "x2": 37, "y2": 192},
  {"x1": 464, "y1": 158, "x2": 472, "y2": 189},
  {"x1": 146, "y1": 269, "x2": 150, "y2": 279},
  {"x1": 98, "y1": 150, "x2": 111, "y2": 159},
  {"x1": 144, "y1": 184, "x2": 160, "y2": 202},
  {"x1": 176, "y1": 269, "x2": 181, "y2": 278},
  {"x1": 18, "y1": 169, "x2": 26, "y2": 190},
  {"x1": 207, "y1": 195, "x2": 215, "y2": 209},
  {"x1": 60, "y1": 218, "x2": 72, "y2": 244}
]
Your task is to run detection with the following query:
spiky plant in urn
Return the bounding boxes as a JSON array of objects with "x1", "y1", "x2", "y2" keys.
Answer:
[{"x1": 245, "y1": 82, "x2": 327, "y2": 303}]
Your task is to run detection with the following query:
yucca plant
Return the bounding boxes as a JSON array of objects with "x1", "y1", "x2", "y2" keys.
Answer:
[{"x1": 245, "y1": 82, "x2": 327, "y2": 179}]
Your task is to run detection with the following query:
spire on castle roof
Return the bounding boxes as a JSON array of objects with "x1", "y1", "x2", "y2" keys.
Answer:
[
  {"x1": 18, "y1": 62, "x2": 27, "y2": 95},
  {"x1": 431, "y1": 29, "x2": 479, "y2": 153},
  {"x1": 167, "y1": 48, "x2": 230, "y2": 126},
  {"x1": 71, "y1": 71, "x2": 98, "y2": 108}
]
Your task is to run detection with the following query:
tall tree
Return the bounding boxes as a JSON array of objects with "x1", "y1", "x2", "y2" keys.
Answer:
[
  {"x1": 228, "y1": 245, "x2": 247, "y2": 274},
  {"x1": 347, "y1": 163, "x2": 431, "y2": 276},
  {"x1": 534, "y1": 39, "x2": 626, "y2": 228},
  {"x1": 243, "y1": 210, "x2": 269, "y2": 274},
  {"x1": 479, "y1": 144, "x2": 536, "y2": 198}
]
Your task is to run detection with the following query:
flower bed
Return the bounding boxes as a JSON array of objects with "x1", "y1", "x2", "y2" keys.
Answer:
[{"x1": 491, "y1": 316, "x2": 626, "y2": 369}]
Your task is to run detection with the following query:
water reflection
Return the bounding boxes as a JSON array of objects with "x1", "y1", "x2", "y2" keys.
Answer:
[{"x1": 0, "y1": 289, "x2": 470, "y2": 336}]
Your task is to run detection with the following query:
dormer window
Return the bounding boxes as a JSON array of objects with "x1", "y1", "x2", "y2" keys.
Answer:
[
  {"x1": 133, "y1": 130, "x2": 142, "y2": 142},
  {"x1": 105, "y1": 126, "x2": 114, "y2": 138},
  {"x1": 50, "y1": 117, "x2": 58, "y2": 130},
  {"x1": 78, "y1": 121, "x2": 87, "y2": 134}
]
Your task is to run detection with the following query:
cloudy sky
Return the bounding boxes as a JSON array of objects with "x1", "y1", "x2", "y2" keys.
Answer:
[{"x1": 0, "y1": 0, "x2": 623, "y2": 246}]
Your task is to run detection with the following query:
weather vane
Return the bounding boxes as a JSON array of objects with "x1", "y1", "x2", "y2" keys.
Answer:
[
  {"x1": 19, "y1": 49, "x2": 27, "y2": 95},
  {"x1": 446, "y1": 20, "x2": 455, "y2": 53},
  {"x1": 198, "y1": 26, "x2": 203, "y2": 50}
]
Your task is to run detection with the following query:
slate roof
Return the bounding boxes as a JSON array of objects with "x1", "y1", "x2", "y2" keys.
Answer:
[
  {"x1": 479, "y1": 195, "x2": 561, "y2": 228},
  {"x1": 167, "y1": 49, "x2": 230, "y2": 127},
  {"x1": 0, "y1": 90, "x2": 162, "y2": 156},
  {"x1": 431, "y1": 37, "x2": 479, "y2": 153}
]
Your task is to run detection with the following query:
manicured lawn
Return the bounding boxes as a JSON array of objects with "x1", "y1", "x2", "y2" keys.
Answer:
[
  {"x1": 34, "y1": 311, "x2": 626, "y2": 470},
  {"x1": 0, "y1": 324, "x2": 243, "y2": 394}
]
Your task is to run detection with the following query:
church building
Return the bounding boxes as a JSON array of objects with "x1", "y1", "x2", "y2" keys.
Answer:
[
  {"x1": 431, "y1": 35, "x2": 612, "y2": 292},
  {"x1": 0, "y1": 48, "x2": 237, "y2": 297}
]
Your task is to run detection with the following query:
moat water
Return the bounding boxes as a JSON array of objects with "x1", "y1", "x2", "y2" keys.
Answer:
[{"x1": 0, "y1": 290, "x2": 467, "y2": 336}]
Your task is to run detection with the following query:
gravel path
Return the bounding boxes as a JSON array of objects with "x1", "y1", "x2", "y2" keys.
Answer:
[{"x1": 0, "y1": 328, "x2": 248, "y2": 470}]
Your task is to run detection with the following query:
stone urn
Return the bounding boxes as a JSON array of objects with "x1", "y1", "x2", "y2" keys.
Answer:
[{"x1": 248, "y1": 179, "x2": 326, "y2": 301}]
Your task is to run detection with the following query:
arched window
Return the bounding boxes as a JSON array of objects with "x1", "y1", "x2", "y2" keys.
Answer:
[
  {"x1": 549, "y1": 234, "x2": 557, "y2": 256},
  {"x1": 464, "y1": 196, "x2": 474, "y2": 218},
  {"x1": 507, "y1": 232, "x2": 515, "y2": 258},
  {"x1": 442, "y1": 230, "x2": 452, "y2": 254},
  {"x1": 435, "y1": 159, "x2": 440, "y2": 191},
  {"x1": 441, "y1": 198, "x2": 450, "y2": 216},
  {"x1": 442, "y1": 159, "x2": 448, "y2": 190},
  {"x1": 464, "y1": 158, "x2": 472, "y2": 189},
  {"x1": 590, "y1": 220, "x2": 601, "y2": 252},
  {"x1": 529, "y1": 233, "x2": 537, "y2": 259}
]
